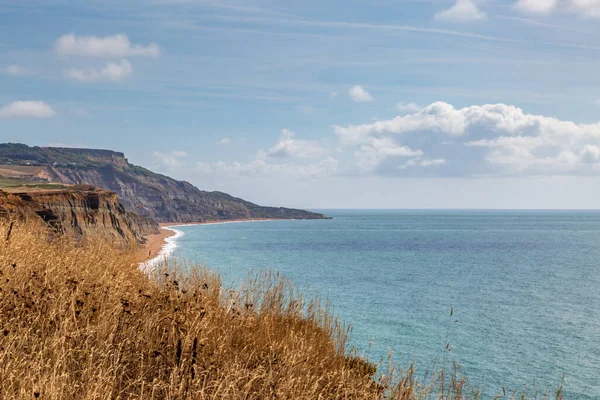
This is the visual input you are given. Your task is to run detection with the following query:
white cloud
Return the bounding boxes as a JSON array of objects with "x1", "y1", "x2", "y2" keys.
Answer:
[
  {"x1": 355, "y1": 137, "x2": 423, "y2": 172},
  {"x1": 420, "y1": 158, "x2": 446, "y2": 167},
  {"x1": 266, "y1": 129, "x2": 329, "y2": 159},
  {"x1": 218, "y1": 137, "x2": 247, "y2": 145},
  {"x1": 435, "y1": 0, "x2": 487, "y2": 21},
  {"x1": 153, "y1": 150, "x2": 188, "y2": 170},
  {"x1": 570, "y1": 0, "x2": 600, "y2": 17},
  {"x1": 335, "y1": 101, "x2": 468, "y2": 146},
  {"x1": 0, "y1": 101, "x2": 56, "y2": 119},
  {"x1": 399, "y1": 158, "x2": 446, "y2": 170},
  {"x1": 1, "y1": 65, "x2": 35, "y2": 76},
  {"x1": 46, "y1": 142, "x2": 89, "y2": 148},
  {"x1": 514, "y1": 0, "x2": 600, "y2": 17},
  {"x1": 514, "y1": 0, "x2": 558, "y2": 13},
  {"x1": 65, "y1": 59, "x2": 133, "y2": 82},
  {"x1": 349, "y1": 85, "x2": 374, "y2": 103},
  {"x1": 54, "y1": 33, "x2": 161, "y2": 58},
  {"x1": 196, "y1": 156, "x2": 339, "y2": 179},
  {"x1": 396, "y1": 102, "x2": 423, "y2": 113},
  {"x1": 197, "y1": 130, "x2": 336, "y2": 179},
  {"x1": 335, "y1": 101, "x2": 600, "y2": 176}
]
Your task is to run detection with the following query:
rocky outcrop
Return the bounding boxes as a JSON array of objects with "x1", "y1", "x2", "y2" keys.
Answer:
[
  {"x1": 0, "y1": 186, "x2": 159, "y2": 244},
  {"x1": 0, "y1": 143, "x2": 330, "y2": 223}
]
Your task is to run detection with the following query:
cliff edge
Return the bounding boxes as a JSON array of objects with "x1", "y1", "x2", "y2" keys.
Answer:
[{"x1": 0, "y1": 185, "x2": 159, "y2": 244}]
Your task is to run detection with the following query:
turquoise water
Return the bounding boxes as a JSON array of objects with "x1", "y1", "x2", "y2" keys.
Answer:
[{"x1": 168, "y1": 210, "x2": 600, "y2": 399}]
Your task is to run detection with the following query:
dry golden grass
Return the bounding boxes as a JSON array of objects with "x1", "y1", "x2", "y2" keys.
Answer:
[{"x1": 0, "y1": 221, "x2": 562, "y2": 399}]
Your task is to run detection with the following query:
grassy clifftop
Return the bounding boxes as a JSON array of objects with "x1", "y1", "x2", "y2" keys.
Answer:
[{"x1": 0, "y1": 220, "x2": 501, "y2": 400}]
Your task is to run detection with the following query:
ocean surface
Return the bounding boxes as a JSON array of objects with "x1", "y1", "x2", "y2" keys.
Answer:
[{"x1": 157, "y1": 210, "x2": 600, "y2": 399}]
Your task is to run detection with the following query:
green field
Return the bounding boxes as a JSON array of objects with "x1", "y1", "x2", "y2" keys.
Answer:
[{"x1": 0, "y1": 177, "x2": 69, "y2": 190}]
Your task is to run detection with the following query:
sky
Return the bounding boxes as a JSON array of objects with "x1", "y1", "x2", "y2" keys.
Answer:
[{"x1": 2, "y1": 0, "x2": 600, "y2": 209}]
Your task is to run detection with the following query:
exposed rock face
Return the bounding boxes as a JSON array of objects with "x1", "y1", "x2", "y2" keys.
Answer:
[
  {"x1": 0, "y1": 186, "x2": 159, "y2": 244},
  {"x1": 0, "y1": 143, "x2": 330, "y2": 223}
]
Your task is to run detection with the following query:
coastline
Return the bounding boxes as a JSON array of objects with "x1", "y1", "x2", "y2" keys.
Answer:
[
  {"x1": 158, "y1": 217, "x2": 280, "y2": 229},
  {"x1": 140, "y1": 218, "x2": 281, "y2": 269},
  {"x1": 139, "y1": 228, "x2": 177, "y2": 262}
]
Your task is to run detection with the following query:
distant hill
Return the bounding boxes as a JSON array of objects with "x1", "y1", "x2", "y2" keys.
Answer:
[{"x1": 0, "y1": 143, "x2": 329, "y2": 223}]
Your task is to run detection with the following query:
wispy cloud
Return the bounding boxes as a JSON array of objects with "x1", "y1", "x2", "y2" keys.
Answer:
[
  {"x1": 397, "y1": 102, "x2": 422, "y2": 113},
  {"x1": 265, "y1": 129, "x2": 328, "y2": 159},
  {"x1": 196, "y1": 157, "x2": 339, "y2": 179},
  {"x1": 497, "y1": 15, "x2": 600, "y2": 36},
  {"x1": 150, "y1": 0, "x2": 294, "y2": 17},
  {"x1": 198, "y1": 129, "x2": 336, "y2": 179},
  {"x1": 153, "y1": 150, "x2": 188, "y2": 170},
  {"x1": 65, "y1": 59, "x2": 134, "y2": 82},
  {"x1": 201, "y1": 14, "x2": 518, "y2": 43},
  {"x1": 54, "y1": 33, "x2": 161, "y2": 58},
  {"x1": 1, "y1": 65, "x2": 36, "y2": 76}
]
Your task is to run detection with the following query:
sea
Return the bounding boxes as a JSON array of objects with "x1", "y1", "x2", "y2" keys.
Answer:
[{"x1": 151, "y1": 210, "x2": 600, "y2": 399}]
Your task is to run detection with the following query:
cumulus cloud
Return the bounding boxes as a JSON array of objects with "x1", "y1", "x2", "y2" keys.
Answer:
[
  {"x1": 0, "y1": 101, "x2": 56, "y2": 119},
  {"x1": 266, "y1": 129, "x2": 329, "y2": 159},
  {"x1": 514, "y1": 0, "x2": 600, "y2": 17},
  {"x1": 218, "y1": 138, "x2": 232, "y2": 145},
  {"x1": 335, "y1": 102, "x2": 468, "y2": 146},
  {"x1": 1, "y1": 65, "x2": 35, "y2": 76},
  {"x1": 434, "y1": 0, "x2": 487, "y2": 21},
  {"x1": 54, "y1": 33, "x2": 161, "y2": 58},
  {"x1": 153, "y1": 150, "x2": 188, "y2": 170},
  {"x1": 334, "y1": 101, "x2": 600, "y2": 176},
  {"x1": 65, "y1": 59, "x2": 133, "y2": 82},
  {"x1": 349, "y1": 85, "x2": 374, "y2": 103}
]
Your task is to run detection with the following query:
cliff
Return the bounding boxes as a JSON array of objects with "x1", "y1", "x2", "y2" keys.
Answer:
[
  {"x1": 0, "y1": 143, "x2": 330, "y2": 223},
  {"x1": 0, "y1": 185, "x2": 159, "y2": 244}
]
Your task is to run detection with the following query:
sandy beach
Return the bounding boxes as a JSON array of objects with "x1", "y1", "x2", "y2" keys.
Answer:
[{"x1": 139, "y1": 227, "x2": 177, "y2": 262}]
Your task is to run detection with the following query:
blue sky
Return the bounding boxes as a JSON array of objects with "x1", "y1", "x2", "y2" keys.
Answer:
[{"x1": 2, "y1": 0, "x2": 600, "y2": 209}]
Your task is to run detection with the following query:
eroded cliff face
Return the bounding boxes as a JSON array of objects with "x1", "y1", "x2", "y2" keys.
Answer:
[
  {"x1": 0, "y1": 186, "x2": 158, "y2": 245},
  {"x1": 41, "y1": 164, "x2": 329, "y2": 223},
  {"x1": 0, "y1": 144, "x2": 330, "y2": 223}
]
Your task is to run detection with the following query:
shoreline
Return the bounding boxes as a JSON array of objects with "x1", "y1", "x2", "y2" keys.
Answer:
[
  {"x1": 158, "y1": 217, "x2": 280, "y2": 228},
  {"x1": 140, "y1": 218, "x2": 282, "y2": 269}
]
